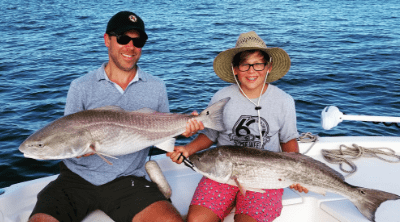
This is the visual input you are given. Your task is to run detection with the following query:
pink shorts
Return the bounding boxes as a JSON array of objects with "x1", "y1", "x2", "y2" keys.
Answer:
[{"x1": 191, "y1": 177, "x2": 284, "y2": 222}]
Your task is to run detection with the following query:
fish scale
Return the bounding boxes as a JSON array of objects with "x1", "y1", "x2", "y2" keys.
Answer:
[{"x1": 232, "y1": 160, "x2": 293, "y2": 189}]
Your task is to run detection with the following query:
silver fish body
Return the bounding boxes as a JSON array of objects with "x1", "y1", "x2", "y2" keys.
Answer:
[
  {"x1": 189, "y1": 146, "x2": 400, "y2": 222},
  {"x1": 19, "y1": 97, "x2": 230, "y2": 160}
]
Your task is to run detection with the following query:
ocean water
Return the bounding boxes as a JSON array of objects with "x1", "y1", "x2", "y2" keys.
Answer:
[{"x1": 1, "y1": 0, "x2": 399, "y2": 188}]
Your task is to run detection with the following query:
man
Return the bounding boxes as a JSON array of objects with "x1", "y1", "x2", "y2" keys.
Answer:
[{"x1": 29, "y1": 11, "x2": 202, "y2": 222}]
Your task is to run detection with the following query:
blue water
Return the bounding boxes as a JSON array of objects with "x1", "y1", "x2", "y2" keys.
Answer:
[{"x1": 1, "y1": 0, "x2": 399, "y2": 188}]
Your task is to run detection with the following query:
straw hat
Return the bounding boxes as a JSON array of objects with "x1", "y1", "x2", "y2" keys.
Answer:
[{"x1": 213, "y1": 31, "x2": 291, "y2": 83}]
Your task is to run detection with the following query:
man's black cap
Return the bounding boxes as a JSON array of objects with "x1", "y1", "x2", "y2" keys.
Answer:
[{"x1": 106, "y1": 11, "x2": 148, "y2": 41}]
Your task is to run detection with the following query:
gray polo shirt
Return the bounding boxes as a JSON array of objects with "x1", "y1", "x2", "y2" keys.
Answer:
[{"x1": 63, "y1": 63, "x2": 169, "y2": 185}]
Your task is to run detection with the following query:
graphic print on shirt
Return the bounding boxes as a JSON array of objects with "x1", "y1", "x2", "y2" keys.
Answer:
[{"x1": 229, "y1": 115, "x2": 270, "y2": 149}]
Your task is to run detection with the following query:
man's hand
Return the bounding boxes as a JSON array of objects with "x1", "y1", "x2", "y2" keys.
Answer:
[
  {"x1": 181, "y1": 111, "x2": 204, "y2": 137},
  {"x1": 289, "y1": 183, "x2": 309, "y2": 193}
]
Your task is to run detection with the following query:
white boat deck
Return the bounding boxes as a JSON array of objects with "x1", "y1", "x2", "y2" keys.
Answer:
[{"x1": 1, "y1": 136, "x2": 400, "y2": 222}]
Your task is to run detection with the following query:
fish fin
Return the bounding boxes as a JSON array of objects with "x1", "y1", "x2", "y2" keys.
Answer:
[
  {"x1": 95, "y1": 151, "x2": 118, "y2": 159},
  {"x1": 93, "y1": 106, "x2": 125, "y2": 111},
  {"x1": 307, "y1": 186, "x2": 327, "y2": 196},
  {"x1": 96, "y1": 153, "x2": 113, "y2": 165},
  {"x1": 349, "y1": 185, "x2": 400, "y2": 222},
  {"x1": 134, "y1": 108, "x2": 158, "y2": 114},
  {"x1": 232, "y1": 176, "x2": 247, "y2": 196},
  {"x1": 155, "y1": 138, "x2": 176, "y2": 152},
  {"x1": 89, "y1": 144, "x2": 117, "y2": 165},
  {"x1": 199, "y1": 97, "x2": 230, "y2": 132},
  {"x1": 133, "y1": 108, "x2": 180, "y2": 116}
]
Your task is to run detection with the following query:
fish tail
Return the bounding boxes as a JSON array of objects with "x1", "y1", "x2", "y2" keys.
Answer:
[
  {"x1": 200, "y1": 97, "x2": 230, "y2": 131},
  {"x1": 350, "y1": 186, "x2": 400, "y2": 222}
]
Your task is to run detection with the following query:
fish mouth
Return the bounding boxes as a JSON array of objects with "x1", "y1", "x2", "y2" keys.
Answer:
[
  {"x1": 23, "y1": 153, "x2": 46, "y2": 160},
  {"x1": 23, "y1": 153, "x2": 36, "y2": 158}
]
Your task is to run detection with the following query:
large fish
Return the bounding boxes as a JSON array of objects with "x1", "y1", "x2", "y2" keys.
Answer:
[
  {"x1": 189, "y1": 146, "x2": 400, "y2": 222},
  {"x1": 19, "y1": 97, "x2": 230, "y2": 164}
]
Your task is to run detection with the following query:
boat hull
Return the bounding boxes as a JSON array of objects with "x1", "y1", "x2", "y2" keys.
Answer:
[{"x1": 1, "y1": 136, "x2": 400, "y2": 222}]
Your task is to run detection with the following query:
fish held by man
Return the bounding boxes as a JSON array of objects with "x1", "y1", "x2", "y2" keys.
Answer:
[
  {"x1": 189, "y1": 146, "x2": 400, "y2": 222},
  {"x1": 19, "y1": 97, "x2": 230, "y2": 164}
]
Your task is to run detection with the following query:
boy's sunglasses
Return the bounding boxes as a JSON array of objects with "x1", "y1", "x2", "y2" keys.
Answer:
[{"x1": 110, "y1": 33, "x2": 146, "y2": 48}]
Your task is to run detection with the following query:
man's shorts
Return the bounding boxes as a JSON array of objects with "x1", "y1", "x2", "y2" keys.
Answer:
[
  {"x1": 30, "y1": 162, "x2": 168, "y2": 222},
  {"x1": 191, "y1": 177, "x2": 284, "y2": 222}
]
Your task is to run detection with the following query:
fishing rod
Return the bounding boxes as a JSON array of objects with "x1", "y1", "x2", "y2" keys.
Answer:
[{"x1": 321, "y1": 106, "x2": 400, "y2": 130}]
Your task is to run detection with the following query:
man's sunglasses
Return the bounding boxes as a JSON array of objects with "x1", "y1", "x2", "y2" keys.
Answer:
[{"x1": 110, "y1": 33, "x2": 146, "y2": 48}]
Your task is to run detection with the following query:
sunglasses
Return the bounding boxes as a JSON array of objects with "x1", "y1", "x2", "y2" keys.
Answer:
[{"x1": 111, "y1": 34, "x2": 146, "y2": 48}]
